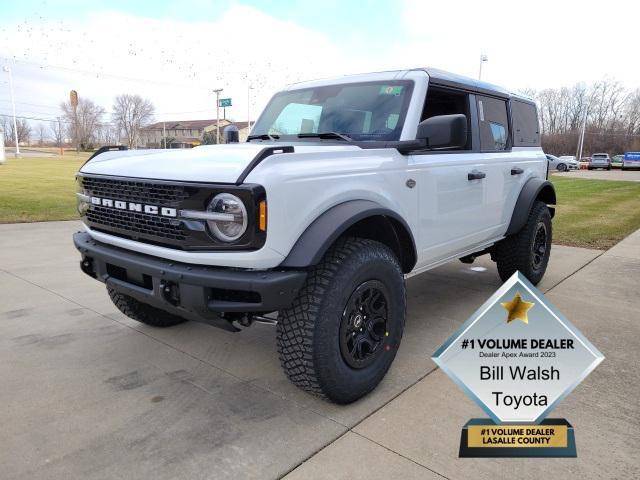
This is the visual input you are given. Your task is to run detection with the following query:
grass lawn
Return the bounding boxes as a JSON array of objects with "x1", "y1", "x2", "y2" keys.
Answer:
[
  {"x1": 550, "y1": 176, "x2": 640, "y2": 249},
  {"x1": 1, "y1": 156, "x2": 639, "y2": 250},
  {"x1": 0, "y1": 154, "x2": 88, "y2": 223}
]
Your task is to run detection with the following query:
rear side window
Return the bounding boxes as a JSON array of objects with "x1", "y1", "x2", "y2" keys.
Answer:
[
  {"x1": 511, "y1": 100, "x2": 540, "y2": 147},
  {"x1": 477, "y1": 96, "x2": 509, "y2": 152}
]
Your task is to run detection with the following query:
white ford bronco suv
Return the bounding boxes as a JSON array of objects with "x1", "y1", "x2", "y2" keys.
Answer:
[{"x1": 74, "y1": 68, "x2": 555, "y2": 403}]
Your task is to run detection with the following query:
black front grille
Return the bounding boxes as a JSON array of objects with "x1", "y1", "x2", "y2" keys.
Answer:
[
  {"x1": 86, "y1": 206, "x2": 186, "y2": 242},
  {"x1": 80, "y1": 175, "x2": 199, "y2": 248},
  {"x1": 79, "y1": 174, "x2": 265, "y2": 251},
  {"x1": 81, "y1": 176, "x2": 190, "y2": 205}
]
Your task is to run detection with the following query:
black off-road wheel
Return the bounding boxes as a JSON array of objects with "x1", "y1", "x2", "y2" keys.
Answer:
[
  {"x1": 108, "y1": 287, "x2": 188, "y2": 327},
  {"x1": 494, "y1": 201, "x2": 552, "y2": 285},
  {"x1": 276, "y1": 237, "x2": 406, "y2": 404}
]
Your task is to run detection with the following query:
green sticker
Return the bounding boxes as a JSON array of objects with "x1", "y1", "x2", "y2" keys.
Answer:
[{"x1": 379, "y1": 86, "x2": 403, "y2": 95}]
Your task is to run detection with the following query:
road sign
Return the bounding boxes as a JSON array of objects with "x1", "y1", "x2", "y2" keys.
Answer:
[
  {"x1": 218, "y1": 98, "x2": 232, "y2": 108},
  {"x1": 70, "y1": 90, "x2": 78, "y2": 107}
]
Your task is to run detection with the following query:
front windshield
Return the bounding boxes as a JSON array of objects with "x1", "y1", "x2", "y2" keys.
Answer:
[{"x1": 251, "y1": 81, "x2": 414, "y2": 142}]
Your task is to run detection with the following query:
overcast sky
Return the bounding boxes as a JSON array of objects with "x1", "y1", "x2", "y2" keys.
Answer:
[{"x1": 1, "y1": 0, "x2": 638, "y2": 128}]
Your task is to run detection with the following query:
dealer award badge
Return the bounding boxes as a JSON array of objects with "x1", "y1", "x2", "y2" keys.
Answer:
[{"x1": 432, "y1": 272, "x2": 603, "y2": 457}]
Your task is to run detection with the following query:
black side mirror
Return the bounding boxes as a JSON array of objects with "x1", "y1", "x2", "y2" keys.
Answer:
[{"x1": 416, "y1": 114, "x2": 468, "y2": 149}]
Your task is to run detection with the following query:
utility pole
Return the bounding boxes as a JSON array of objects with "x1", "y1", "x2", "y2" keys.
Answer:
[
  {"x1": 213, "y1": 88, "x2": 223, "y2": 144},
  {"x1": 57, "y1": 116, "x2": 63, "y2": 155},
  {"x1": 3, "y1": 65, "x2": 20, "y2": 157},
  {"x1": 163, "y1": 122, "x2": 166, "y2": 149},
  {"x1": 576, "y1": 108, "x2": 588, "y2": 163},
  {"x1": 247, "y1": 84, "x2": 254, "y2": 131},
  {"x1": 478, "y1": 54, "x2": 488, "y2": 80},
  {"x1": 575, "y1": 94, "x2": 596, "y2": 163}
]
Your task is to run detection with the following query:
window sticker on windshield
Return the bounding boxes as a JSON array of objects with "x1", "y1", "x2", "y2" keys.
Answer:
[{"x1": 379, "y1": 86, "x2": 403, "y2": 96}]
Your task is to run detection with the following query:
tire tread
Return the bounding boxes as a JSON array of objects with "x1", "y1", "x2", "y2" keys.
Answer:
[
  {"x1": 495, "y1": 200, "x2": 552, "y2": 285},
  {"x1": 276, "y1": 237, "x2": 403, "y2": 400}
]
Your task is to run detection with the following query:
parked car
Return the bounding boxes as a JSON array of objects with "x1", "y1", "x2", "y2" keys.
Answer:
[
  {"x1": 622, "y1": 152, "x2": 640, "y2": 170},
  {"x1": 611, "y1": 155, "x2": 624, "y2": 168},
  {"x1": 73, "y1": 67, "x2": 555, "y2": 403},
  {"x1": 547, "y1": 154, "x2": 579, "y2": 171},
  {"x1": 588, "y1": 153, "x2": 611, "y2": 170}
]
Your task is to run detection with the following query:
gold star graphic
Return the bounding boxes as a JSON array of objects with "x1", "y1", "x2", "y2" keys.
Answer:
[{"x1": 500, "y1": 292, "x2": 535, "y2": 324}]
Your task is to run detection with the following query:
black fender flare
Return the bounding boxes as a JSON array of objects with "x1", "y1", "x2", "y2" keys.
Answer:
[
  {"x1": 280, "y1": 200, "x2": 417, "y2": 272},
  {"x1": 506, "y1": 178, "x2": 556, "y2": 236}
]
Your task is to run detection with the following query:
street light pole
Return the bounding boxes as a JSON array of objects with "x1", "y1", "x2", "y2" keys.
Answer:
[
  {"x1": 213, "y1": 88, "x2": 223, "y2": 144},
  {"x1": 247, "y1": 84, "x2": 254, "y2": 132},
  {"x1": 478, "y1": 54, "x2": 488, "y2": 80},
  {"x1": 3, "y1": 65, "x2": 20, "y2": 157}
]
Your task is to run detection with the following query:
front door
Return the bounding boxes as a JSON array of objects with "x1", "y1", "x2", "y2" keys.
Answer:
[
  {"x1": 410, "y1": 151, "x2": 507, "y2": 267},
  {"x1": 409, "y1": 91, "x2": 512, "y2": 269}
]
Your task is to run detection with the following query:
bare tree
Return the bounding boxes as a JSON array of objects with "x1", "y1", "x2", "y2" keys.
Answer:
[
  {"x1": 61, "y1": 97, "x2": 105, "y2": 150},
  {"x1": 6, "y1": 118, "x2": 32, "y2": 146},
  {"x1": 36, "y1": 123, "x2": 48, "y2": 146},
  {"x1": 623, "y1": 89, "x2": 640, "y2": 135},
  {"x1": 98, "y1": 123, "x2": 121, "y2": 145},
  {"x1": 50, "y1": 118, "x2": 64, "y2": 147},
  {"x1": 112, "y1": 94, "x2": 154, "y2": 149},
  {"x1": 527, "y1": 78, "x2": 640, "y2": 156},
  {"x1": 0, "y1": 116, "x2": 10, "y2": 144}
]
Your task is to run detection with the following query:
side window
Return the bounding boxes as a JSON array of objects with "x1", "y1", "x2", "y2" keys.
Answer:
[
  {"x1": 421, "y1": 87, "x2": 471, "y2": 150},
  {"x1": 490, "y1": 123, "x2": 507, "y2": 150},
  {"x1": 511, "y1": 100, "x2": 540, "y2": 146},
  {"x1": 477, "y1": 96, "x2": 509, "y2": 152}
]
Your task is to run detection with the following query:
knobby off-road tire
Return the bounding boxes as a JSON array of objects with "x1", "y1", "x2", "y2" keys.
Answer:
[
  {"x1": 494, "y1": 200, "x2": 552, "y2": 285},
  {"x1": 107, "y1": 287, "x2": 187, "y2": 327},
  {"x1": 277, "y1": 237, "x2": 406, "y2": 404}
]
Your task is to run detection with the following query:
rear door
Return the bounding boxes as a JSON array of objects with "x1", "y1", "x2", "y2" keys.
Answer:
[
  {"x1": 475, "y1": 95, "x2": 517, "y2": 237},
  {"x1": 506, "y1": 99, "x2": 542, "y2": 226}
]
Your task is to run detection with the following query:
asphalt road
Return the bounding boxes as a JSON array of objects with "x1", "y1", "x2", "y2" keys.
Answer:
[
  {"x1": 1, "y1": 221, "x2": 638, "y2": 479},
  {"x1": 3, "y1": 147, "x2": 58, "y2": 158},
  {"x1": 554, "y1": 169, "x2": 640, "y2": 181}
]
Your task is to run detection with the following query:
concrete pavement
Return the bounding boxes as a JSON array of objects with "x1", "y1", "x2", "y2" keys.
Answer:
[
  {"x1": 1, "y1": 221, "x2": 637, "y2": 479},
  {"x1": 288, "y1": 228, "x2": 640, "y2": 479}
]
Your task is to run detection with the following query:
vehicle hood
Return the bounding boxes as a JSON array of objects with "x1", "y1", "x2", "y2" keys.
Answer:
[{"x1": 79, "y1": 143, "x2": 362, "y2": 183}]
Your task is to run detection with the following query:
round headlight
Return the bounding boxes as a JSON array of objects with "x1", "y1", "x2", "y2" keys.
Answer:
[{"x1": 207, "y1": 193, "x2": 248, "y2": 242}]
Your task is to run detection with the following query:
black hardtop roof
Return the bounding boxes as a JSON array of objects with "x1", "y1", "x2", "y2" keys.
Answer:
[{"x1": 416, "y1": 67, "x2": 534, "y2": 104}]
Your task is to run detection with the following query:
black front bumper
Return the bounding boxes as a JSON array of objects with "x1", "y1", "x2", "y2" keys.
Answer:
[{"x1": 73, "y1": 232, "x2": 306, "y2": 327}]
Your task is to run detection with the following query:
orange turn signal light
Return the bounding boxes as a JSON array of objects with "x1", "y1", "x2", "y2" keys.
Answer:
[{"x1": 259, "y1": 200, "x2": 267, "y2": 231}]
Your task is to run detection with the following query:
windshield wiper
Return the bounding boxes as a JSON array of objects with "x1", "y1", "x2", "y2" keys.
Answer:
[
  {"x1": 247, "y1": 133, "x2": 280, "y2": 141},
  {"x1": 297, "y1": 132, "x2": 353, "y2": 142}
]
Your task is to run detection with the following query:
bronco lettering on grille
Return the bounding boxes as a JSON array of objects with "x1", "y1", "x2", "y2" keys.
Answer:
[{"x1": 90, "y1": 197, "x2": 177, "y2": 217}]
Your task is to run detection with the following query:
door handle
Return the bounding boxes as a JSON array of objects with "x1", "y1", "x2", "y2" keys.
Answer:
[
  {"x1": 468, "y1": 170, "x2": 486, "y2": 181},
  {"x1": 511, "y1": 167, "x2": 524, "y2": 175}
]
